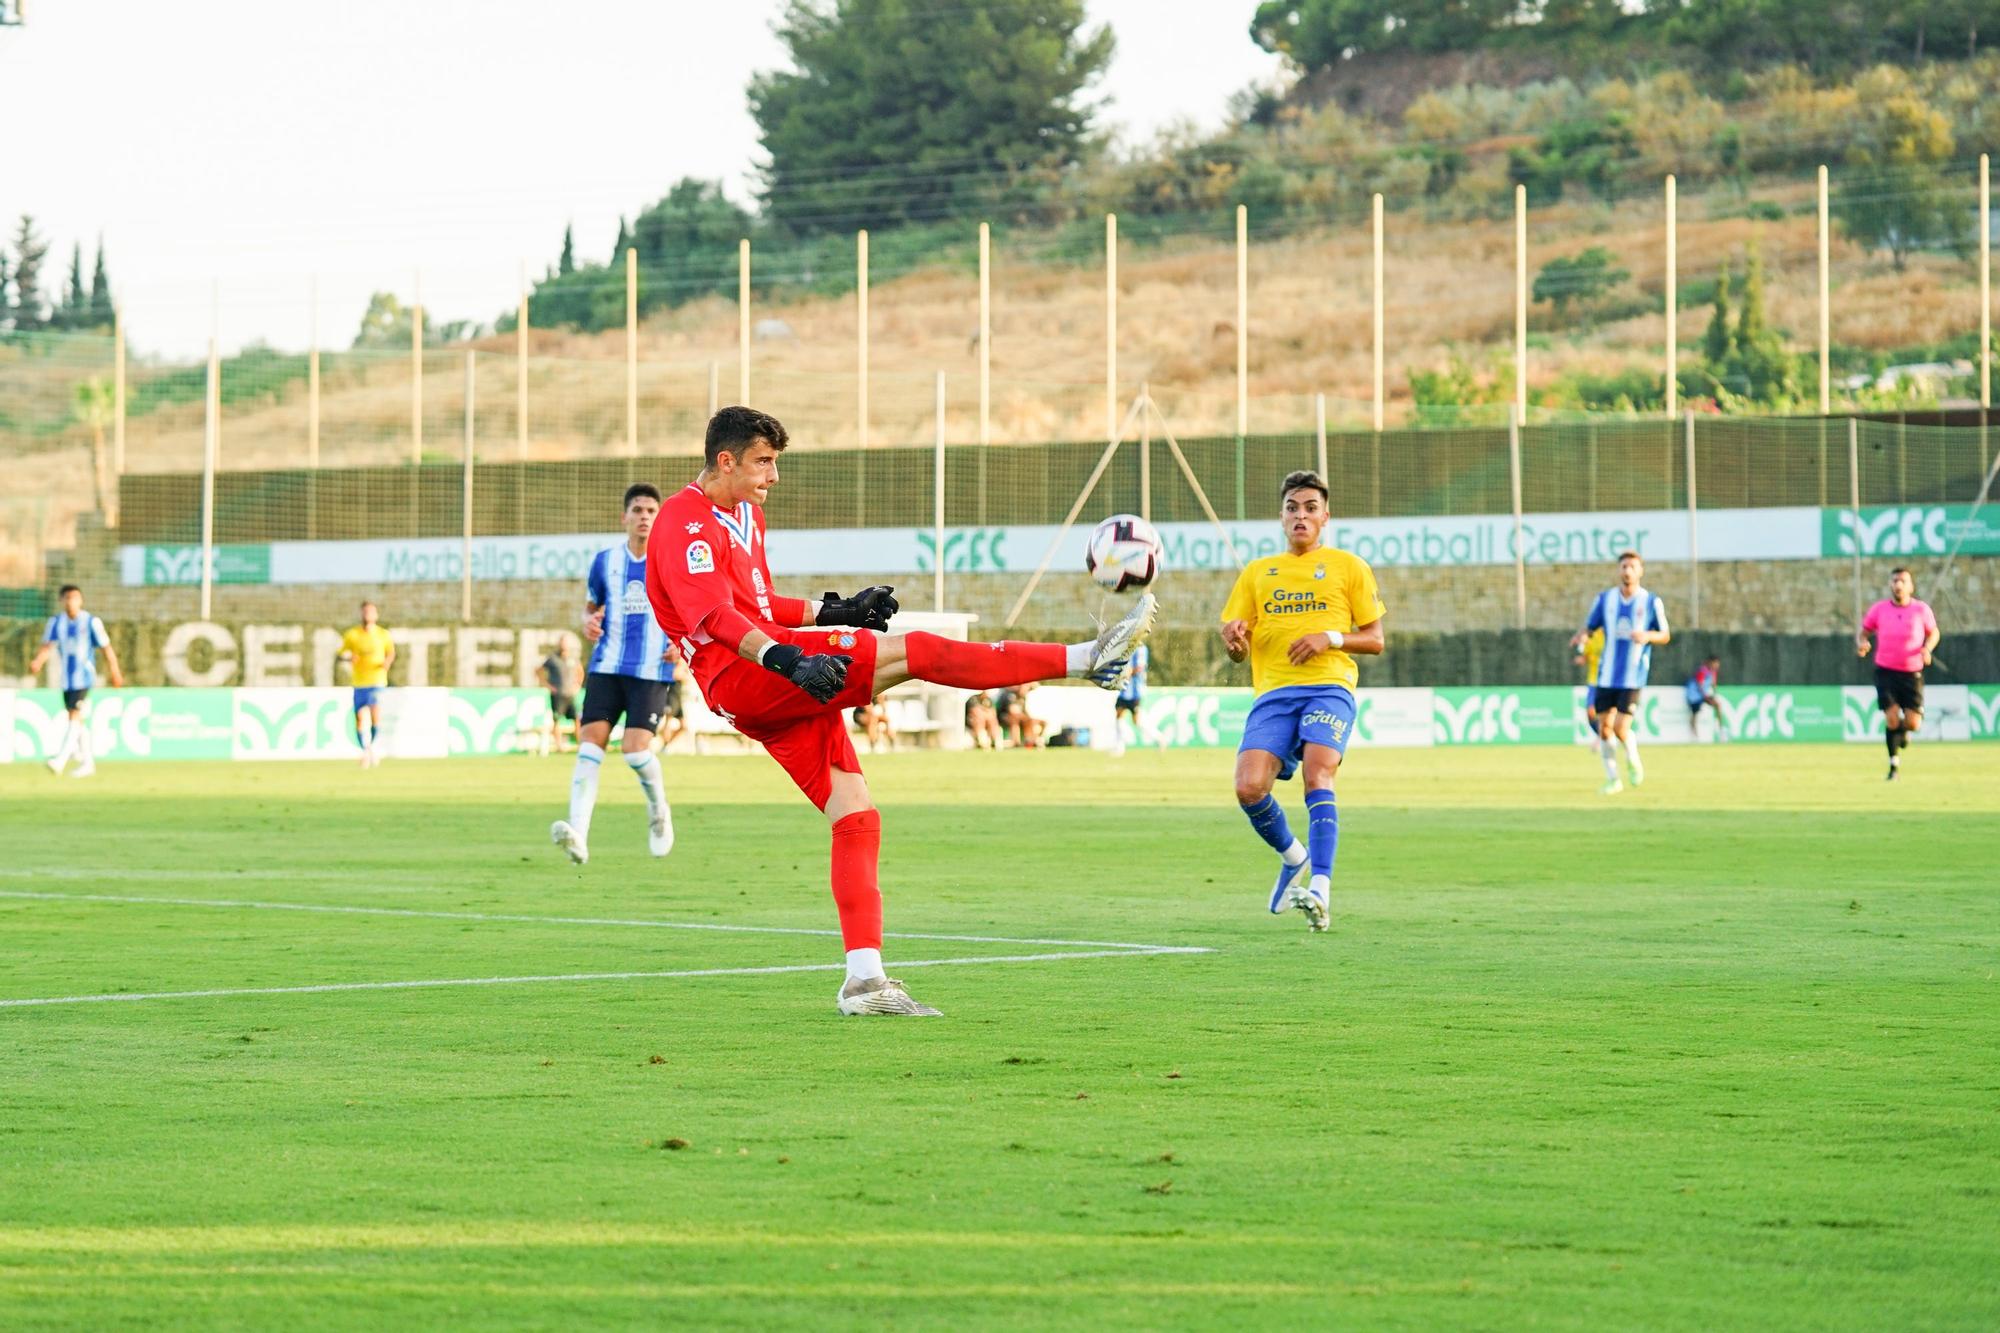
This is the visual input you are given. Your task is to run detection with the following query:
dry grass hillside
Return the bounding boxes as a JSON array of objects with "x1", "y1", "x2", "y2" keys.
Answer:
[{"x1": 2, "y1": 179, "x2": 1991, "y2": 583}]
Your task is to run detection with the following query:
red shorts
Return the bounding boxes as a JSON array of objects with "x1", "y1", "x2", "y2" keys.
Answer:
[{"x1": 699, "y1": 627, "x2": 881, "y2": 809}]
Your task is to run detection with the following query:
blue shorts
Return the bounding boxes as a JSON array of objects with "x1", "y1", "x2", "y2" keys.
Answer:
[
  {"x1": 1239, "y1": 685, "x2": 1356, "y2": 781},
  {"x1": 352, "y1": 686, "x2": 383, "y2": 712}
]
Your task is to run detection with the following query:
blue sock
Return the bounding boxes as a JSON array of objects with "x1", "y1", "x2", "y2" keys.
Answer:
[
  {"x1": 1240, "y1": 794, "x2": 1296, "y2": 856},
  {"x1": 1305, "y1": 788, "x2": 1338, "y2": 882}
]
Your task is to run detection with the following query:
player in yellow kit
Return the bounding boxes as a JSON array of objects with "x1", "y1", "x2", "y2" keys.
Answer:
[
  {"x1": 1219, "y1": 470, "x2": 1386, "y2": 932},
  {"x1": 1576, "y1": 625, "x2": 1605, "y2": 734},
  {"x1": 337, "y1": 600, "x2": 395, "y2": 768}
]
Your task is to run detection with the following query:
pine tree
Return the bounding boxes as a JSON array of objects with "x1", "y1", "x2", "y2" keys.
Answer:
[
  {"x1": 558, "y1": 224, "x2": 575, "y2": 276},
  {"x1": 1738, "y1": 245, "x2": 1768, "y2": 347},
  {"x1": 1703, "y1": 261, "x2": 1733, "y2": 366},
  {"x1": 56, "y1": 243, "x2": 86, "y2": 331},
  {"x1": 89, "y1": 239, "x2": 114, "y2": 329},
  {"x1": 0, "y1": 252, "x2": 11, "y2": 331},
  {"x1": 10, "y1": 215, "x2": 49, "y2": 331}
]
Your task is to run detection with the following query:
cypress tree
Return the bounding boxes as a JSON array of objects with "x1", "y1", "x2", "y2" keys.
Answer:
[
  {"x1": 89, "y1": 239, "x2": 114, "y2": 328},
  {"x1": 558, "y1": 224, "x2": 575, "y2": 275},
  {"x1": 1702, "y1": 261, "x2": 1733, "y2": 366}
]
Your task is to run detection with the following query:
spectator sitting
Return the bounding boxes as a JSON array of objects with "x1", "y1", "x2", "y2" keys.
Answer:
[
  {"x1": 993, "y1": 682, "x2": 1045, "y2": 749},
  {"x1": 965, "y1": 690, "x2": 1003, "y2": 750}
]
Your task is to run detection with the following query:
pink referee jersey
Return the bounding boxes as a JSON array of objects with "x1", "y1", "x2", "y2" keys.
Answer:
[{"x1": 1862, "y1": 598, "x2": 1938, "y2": 672}]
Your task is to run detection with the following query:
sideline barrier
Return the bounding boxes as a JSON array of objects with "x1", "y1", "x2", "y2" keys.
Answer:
[
  {"x1": 1131, "y1": 684, "x2": 2000, "y2": 749},
  {"x1": 5, "y1": 683, "x2": 1994, "y2": 763}
]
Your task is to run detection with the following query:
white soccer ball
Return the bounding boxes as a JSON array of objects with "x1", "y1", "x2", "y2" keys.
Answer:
[{"x1": 1085, "y1": 513, "x2": 1164, "y2": 592}]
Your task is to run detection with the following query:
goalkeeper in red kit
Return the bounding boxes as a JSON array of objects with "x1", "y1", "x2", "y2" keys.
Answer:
[{"x1": 647, "y1": 407, "x2": 1157, "y2": 1016}]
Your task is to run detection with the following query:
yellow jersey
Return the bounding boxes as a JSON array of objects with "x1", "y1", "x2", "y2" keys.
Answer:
[
  {"x1": 1220, "y1": 547, "x2": 1385, "y2": 695},
  {"x1": 1581, "y1": 628, "x2": 1604, "y2": 685},
  {"x1": 340, "y1": 624, "x2": 394, "y2": 687}
]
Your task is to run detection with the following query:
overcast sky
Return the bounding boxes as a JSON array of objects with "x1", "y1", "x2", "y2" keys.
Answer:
[{"x1": 4, "y1": 0, "x2": 1284, "y2": 360}]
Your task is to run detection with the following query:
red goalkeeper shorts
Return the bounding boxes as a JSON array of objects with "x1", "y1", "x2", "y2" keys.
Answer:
[{"x1": 703, "y1": 627, "x2": 881, "y2": 809}]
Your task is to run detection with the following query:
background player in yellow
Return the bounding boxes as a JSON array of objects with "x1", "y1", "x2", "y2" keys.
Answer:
[
  {"x1": 1219, "y1": 470, "x2": 1386, "y2": 932},
  {"x1": 337, "y1": 601, "x2": 395, "y2": 768},
  {"x1": 1576, "y1": 626, "x2": 1605, "y2": 738}
]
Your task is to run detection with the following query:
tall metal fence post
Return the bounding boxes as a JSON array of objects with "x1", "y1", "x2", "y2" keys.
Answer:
[
  {"x1": 411, "y1": 275, "x2": 423, "y2": 466},
  {"x1": 1508, "y1": 404, "x2": 1525, "y2": 630},
  {"x1": 625, "y1": 247, "x2": 638, "y2": 455},
  {"x1": 1514, "y1": 183, "x2": 1528, "y2": 425},
  {"x1": 1849, "y1": 416, "x2": 1863, "y2": 626},
  {"x1": 112, "y1": 307, "x2": 126, "y2": 481},
  {"x1": 1235, "y1": 203, "x2": 1248, "y2": 518},
  {"x1": 1818, "y1": 165, "x2": 1832, "y2": 415},
  {"x1": 1685, "y1": 409, "x2": 1700, "y2": 629},
  {"x1": 933, "y1": 369, "x2": 946, "y2": 614},
  {"x1": 1664, "y1": 174, "x2": 1677, "y2": 417},
  {"x1": 978, "y1": 221, "x2": 991, "y2": 449},
  {"x1": 201, "y1": 338, "x2": 218, "y2": 621},
  {"x1": 1371, "y1": 193, "x2": 1385, "y2": 433},
  {"x1": 1315, "y1": 393, "x2": 1329, "y2": 489},
  {"x1": 1139, "y1": 381, "x2": 1152, "y2": 522},
  {"x1": 707, "y1": 362, "x2": 718, "y2": 419},
  {"x1": 517, "y1": 267, "x2": 529, "y2": 462},
  {"x1": 857, "y1": 229, "x2": 869, "y2": 449},
  {"x1": 738, "y1": 238, "x2": 751, "y2": 405},
  {"x1": 462, "y1": 350, "x2": 475, "y2": 625},
  {"x1": 1982, "y1": 153, "x2": 1992, "y2": 478},
  {"x1": 1105, "y1": 212, "x2": 1118, "y2": 448}
]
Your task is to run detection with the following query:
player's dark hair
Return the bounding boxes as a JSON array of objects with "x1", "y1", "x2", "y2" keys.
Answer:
[
  {"x1": 1280, "y1": 470, "x2": 1329, "y2": 505},
  {"x1": 623, "y1": 482, "x2": 662, "y2": 510},
  {"x1": 58, "y1": 584, "x2": 80, "y2": 598},
  {"x1": 1704, "y1": 655, "x2": 1720, "y2": 665},
  {"x1": 705, "y1": 406, "x2": 789, "y2": 466},
  {"x1": 1890, "y1": 566, "x2": 1913, "y2": 579},
  {"x1": 1618, "y1": 550, "x2": 1642, "y2": 563}
]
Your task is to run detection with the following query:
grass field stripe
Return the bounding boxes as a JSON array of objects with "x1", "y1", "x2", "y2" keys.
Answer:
[
  {"x1": 0, "y1": 947, "x2": 1209, "y2": 1009},
  {"x1": 0, "y1": 889, "x2": 1187, "y2": 953}
]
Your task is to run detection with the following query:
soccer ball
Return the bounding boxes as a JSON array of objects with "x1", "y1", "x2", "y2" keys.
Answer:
[{"x1": 1085, "y1": 514, "x2": 1164, "y2": 592}]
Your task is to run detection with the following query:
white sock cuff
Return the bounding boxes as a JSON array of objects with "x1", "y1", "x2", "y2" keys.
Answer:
[
  {"x1": 1064, "y1": 641, "x2": 1093, "y2": 675},
  {"x1": 624, "y1": 749, "x2": 656, "y2": 770},
  {"x1": 1282, "y1": 839, "x2": 1308, "y2": 866},
  {"x1": 577, "y1": 742, "x2": 605, "y2": 764},
  {"x1": 845, "y1": 947, "x2": 884, "y2": 981}
]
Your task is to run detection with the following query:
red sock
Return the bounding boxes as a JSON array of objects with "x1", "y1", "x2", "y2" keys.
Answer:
[
  {"x1": 904, "y1": 631, "x2": 1066, "y2": 689},
  {"x1": 829, "y1": 809, "x2": 884, "y2": 951}
]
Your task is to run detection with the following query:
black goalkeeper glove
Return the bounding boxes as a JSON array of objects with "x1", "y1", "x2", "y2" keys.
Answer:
[
  {"x1": 816, "y1": 585, "x2": 899, "y2": 633},
  {"x1": 760, "y1": 642, "x2": 851, "y2": 704}
]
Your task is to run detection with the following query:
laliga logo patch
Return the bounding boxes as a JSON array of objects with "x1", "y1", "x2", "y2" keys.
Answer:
[{"x1": 686, "y1": 541, "x2": 715, "y2": 574}]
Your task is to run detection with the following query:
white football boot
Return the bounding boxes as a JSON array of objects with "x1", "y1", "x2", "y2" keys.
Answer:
[
  {"x1": 68, "y1": 762, "x2": 97, "y2": 779},
  {"x1": 1286, "y1": 883, "x2": 1330, "y2": 932},
  {"x1": 1084, "y1": 593, "x2": 1158, "y2": 689},
  {"x1": 1268, "y1": 857, "x2": 1307, "y2": 914},
  {"x1": 836, "y1": 975, "x2": 942, "y2": 1016},
  {"x1": 648, "y1": 805, "x2": 674, "y2": 858},
  {"x1": 550, "y1": 819, "x2": 589, "y2": 866}
]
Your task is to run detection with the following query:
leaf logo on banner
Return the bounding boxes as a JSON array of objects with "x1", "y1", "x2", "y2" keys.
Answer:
[
  {"x1": 234, "y1": 695, "x2": 351, "y2": 757},
  {"x1": 11, "y1": 695, "x2": 69, "y2": 759},
  {"x1": 914, "y1": 529, "x2": 1009, "y2": 573},
  {"x1": 446, "y1": 694, "x2": 545, "y2": 755},
  {"x1": 1835, "y1": 507, "x2": 1947, "y2": 556},
  {"x1": 146, "y1": 547, "x2": 204, "y2": 585},
  {"x1": 1969, "y1": 688, "x2": 2000, "y2": 740},
  {"x1": 1432, "y1": 692, "x2": 1521, "y2": 744},
  {"x1": 1719, "y1": 691, "x2": 1797, "y2": 741}
]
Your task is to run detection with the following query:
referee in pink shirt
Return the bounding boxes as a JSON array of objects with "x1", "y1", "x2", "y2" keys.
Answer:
[{"x1": 1855, "y1": 568, "x2": 1942, "y2": 781}]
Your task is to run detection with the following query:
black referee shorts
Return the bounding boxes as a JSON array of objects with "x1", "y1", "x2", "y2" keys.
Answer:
[{"x1": 1874, "y1": 666, "x2": 1924, "y2": 715}]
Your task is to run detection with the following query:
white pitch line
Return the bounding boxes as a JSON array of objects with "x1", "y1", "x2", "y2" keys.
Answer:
[
  {"x1": 0, "y1": 947, "x2": 1208, "y2": 1009},
  {"x1": 0, "y1": 890, "x2": 1185, "y2": 953}
]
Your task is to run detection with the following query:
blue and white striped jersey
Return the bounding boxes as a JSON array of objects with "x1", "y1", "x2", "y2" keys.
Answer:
[
  {"x1": 1117, "y1": 643, "x2": 1148, "y2": 702},
  {"x1": 586, "y1": 542, "x2": 674, "y2": 682},
  {"x1": 43, "y1": 612, "x2": 111, "y2": 691},
  {"x1": 1583, "y1": 587, "x2": 1669, "y2": 690}
]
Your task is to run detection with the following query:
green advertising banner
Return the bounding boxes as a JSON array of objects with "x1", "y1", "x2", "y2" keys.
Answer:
[
  {"x1": 1136, "y1": 688, "x2": 1255, "y2": 749},
  {"x1": 1714, "y1": 686, "x2": 1846, "y2": 743},
  {"x1": 1972, "y1": 685, "x2": 2000, "y2": 740},
  {"x1": 1431, "y1": 687, "x2": 1576, "y2": 745},
  {"x1": 1822, "y1": 505, "x2": 2000, "y2": 558},
  {"x1": 10, "y1": 689, "x2": 236, "y2": 762},
  {"x1": 137, "y1": 544, "x2": 273, "y2": 586}
]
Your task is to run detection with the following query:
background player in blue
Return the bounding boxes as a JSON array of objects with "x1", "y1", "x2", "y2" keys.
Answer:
[
  {"x1": 28, "y1": 584, "x2": 124, "y2": 778},
  {"x1": 1109, "y1": 642, "x2": 1147, "y2": 755},
  {"x1": 1569, "y1": 550, "x2": 1671, "y2": 794},
  {"x1": 552, "y1": 483, "x2": 675, "y2": 865}
]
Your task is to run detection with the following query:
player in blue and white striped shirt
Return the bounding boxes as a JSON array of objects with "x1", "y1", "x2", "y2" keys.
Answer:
[
  {"x1": 1569, "y1": 551, "x2": 1670, "y2": 794},
  {"x1": 551, "y1": 483, "x2": 676, "y2": 865},
  {"x1": 27, "y1": 584, "x2": 124, "y2": 778}
]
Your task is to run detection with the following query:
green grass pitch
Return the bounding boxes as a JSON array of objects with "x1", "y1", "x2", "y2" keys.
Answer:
[{"x1": 2, "y1": 743, "x2": 1996, "y2": 1329}]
